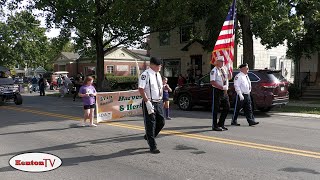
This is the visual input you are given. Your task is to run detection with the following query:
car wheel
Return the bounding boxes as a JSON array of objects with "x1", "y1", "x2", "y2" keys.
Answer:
[
  {"x1": 14, "y1": 94, "x2": 23, "y2": 105},
  {"x1": 259, "y1": 107, "x2": 272, "y2": 112},
  {"x1": 178, "y1": 94, "x2": 192, "y2": 111}
]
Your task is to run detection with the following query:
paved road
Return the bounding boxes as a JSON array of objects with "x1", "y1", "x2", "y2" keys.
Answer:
[{"x1": 0, "y1": 93, "x2": 319, "y2": 180}]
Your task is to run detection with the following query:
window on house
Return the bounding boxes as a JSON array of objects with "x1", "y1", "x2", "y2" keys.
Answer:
[
  {"x1": 15, "y1": 64, "x2": 19, "y2": 69},
  {"x1": 159, "y1": 31, "x2": 170, "y2": 46},
  {"x1": 270, "y1": 56, "x2": 277, "y2": 70},
  {"x1": 180, "y1": 24, "x2": 194, "y2": 43},
  {"x1": 163, "y1": 59, "x2": 181, "y2": 77},
  {"x1": 106, "y1": 65, "x2": 114, "y2": 74},
  {"x1": 130, "y1": 66, "x2": 137, "y2": 76}
]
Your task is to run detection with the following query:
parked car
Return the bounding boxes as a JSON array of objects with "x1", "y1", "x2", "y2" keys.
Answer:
[
  {"x1": 0, "y1": 67, "x2": 23, "y2": 105},
  {"x1": 173, "y1": 69, "x2": 289, "y2": 112}
]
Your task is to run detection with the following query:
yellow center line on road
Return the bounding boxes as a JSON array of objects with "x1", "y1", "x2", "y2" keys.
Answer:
[{"x1": 3, "y1": 106, "x2": 320, "y2": 159}]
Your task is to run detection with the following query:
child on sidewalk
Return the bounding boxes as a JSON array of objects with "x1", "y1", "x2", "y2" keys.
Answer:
[
  {"x1": 162, "y1": 77, "x2": 172, "y2": 120},
  {"x1": 78, "y1": 76, "x2": 97, "y2": 127}
]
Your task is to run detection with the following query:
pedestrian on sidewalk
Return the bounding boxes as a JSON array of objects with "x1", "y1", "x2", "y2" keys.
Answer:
[
  {"x1": 73, "y1": 73, "x2": 83, "y2": 101},
  {"x1": 78, "y1": 76, "x2": 97, "y2": 127},
  {"x1": 31, "y1": 76, "x2": 38, "y2": 93},
  {"x1": 38, "y1": 74, "x2": 46, "y2": 96},
  {"x1": 162, "y1": 77, "x2": 172, "y2": 120},
  {"x1": 59, "y1": 76, "x2": 68, "y2": 97}
]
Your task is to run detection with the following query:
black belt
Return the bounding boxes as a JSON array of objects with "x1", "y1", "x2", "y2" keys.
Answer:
[{"x1": 150, "y1": 99, "x2": 162, "y2": 103}]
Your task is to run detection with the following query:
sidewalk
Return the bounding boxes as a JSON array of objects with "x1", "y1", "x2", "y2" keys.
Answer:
[
  {"x1": 272, "y1": 100, "x2": 320, "y2": 119},
  {"x1": 286, "y1": 100, "x2": 320, "y2": 108}
]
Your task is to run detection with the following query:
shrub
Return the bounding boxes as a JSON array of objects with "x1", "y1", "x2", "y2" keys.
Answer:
[
  {"x1": 105, "y1": 75, "x2": 138, "y2": 90},
  {"x1": 288, "y1": 84, "x2": 301, "y2": 100}
]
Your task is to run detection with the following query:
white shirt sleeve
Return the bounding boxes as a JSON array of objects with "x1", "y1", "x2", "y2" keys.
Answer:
[
  {"x1": 234, "y1": 74, "x2": 242, "y2": 93},
  {"x1": 138, "y1": 71, "x2": 148, "y2": 89},
  {"x1": 210, "y1": 68, "x2": 217, "y2": 81}
]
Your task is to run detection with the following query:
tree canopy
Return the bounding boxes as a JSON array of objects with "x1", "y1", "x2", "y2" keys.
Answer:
[
  {"x1": 31, "y1": 0, "x2": 191, "y2": 91},
  {"x1": 287, "y1": 0, "x2": 320, "y2": 61},
  {"x1": 0, "y1": 10, "x2": 50, "y2": 68},
  {"x1": 3, "y1": 0, "x2": 320, "y2": 86}
]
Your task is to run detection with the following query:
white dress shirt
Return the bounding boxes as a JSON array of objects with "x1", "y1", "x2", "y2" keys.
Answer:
[
  {"x1": 138, "y1": 68, "x2": 163, "y2": 101},
  {"x1": 234, "y1": 71, "x2": 251, "y2": 94}
]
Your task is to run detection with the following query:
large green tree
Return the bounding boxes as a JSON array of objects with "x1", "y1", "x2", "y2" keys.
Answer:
[
  {"x1": 0, "y1": 10, "x2": 50, "y2": 68},
  {"x1": 31, "y1": 0, "x2": 191, "y2": 91},
  {"x1": 287, "y1": 0, "x2": 320, "y2": 59}
]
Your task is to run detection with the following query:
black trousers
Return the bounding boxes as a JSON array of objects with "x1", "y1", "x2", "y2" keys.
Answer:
[
  {"x1": 212, "y1": 88, "x2": 230, "y2": 128},
  {"x1": 39, "y1": 85, "x2": 45, "y2": 96},
  {"x1": 142, "y1": 101, "x2": 165, "y2": 150},
  {"x1": 232, "y1": 94, "x2": 255, "y2": 124},
  {"x1": 73, "y1": 84, "x2": 81, "y2": 100}
]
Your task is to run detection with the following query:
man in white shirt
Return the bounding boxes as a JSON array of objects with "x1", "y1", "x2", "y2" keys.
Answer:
[
  {"x1": 232, "y1": 63, "x2": 259, "y2": 126},
  {"x1": 210, "y1": 56, "x2": 232, "y2": 131},
  {"x1": 138, "y1": 57, "x2": 164, "y2": 154}
]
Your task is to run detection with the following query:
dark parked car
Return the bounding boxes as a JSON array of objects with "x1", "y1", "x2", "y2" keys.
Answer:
[
  {"x1": 173, "y1": 69, "x2": 289, "y2": 112},
  {"x1": 0, "y1": 67, "x2": 23, "y2": 105}
]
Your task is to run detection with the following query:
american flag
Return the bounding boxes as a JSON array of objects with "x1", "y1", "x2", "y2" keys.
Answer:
[{"x1": 211, "y1": 0, "x2": 237, "y2": 73}]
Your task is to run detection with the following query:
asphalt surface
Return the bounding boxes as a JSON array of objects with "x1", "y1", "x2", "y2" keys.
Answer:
[{"x1": 0, "y1": 92, "x2": 319, "y2": 180}]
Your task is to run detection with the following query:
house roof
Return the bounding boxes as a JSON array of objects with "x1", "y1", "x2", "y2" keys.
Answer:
[
  {"x1": 104, "y1": 47, "x2": 150, "y2": 61},
  {"x1": 61, "y1": 52, "x2": 80, "y2": 60},
  {"x1": 55, "y1": 47, "x2": 150, "y2": 64},
  {"x1": 181, "y1": 39, "x2": 206, "y2": 51},
  {"x1": 130, "y1": 49, "x2": 150, "y2": 61},
  {"x1": 34, "y1": 66, "x2": 47, "y2": 73}
]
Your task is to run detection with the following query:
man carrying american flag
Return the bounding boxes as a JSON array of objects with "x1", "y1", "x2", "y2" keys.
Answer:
[
  {"x1": 210, "y1": 0, "x2": 236, "y2": 131},
  {"x1": 211, "y1": 0, "x2": 236, "y2": 73}
]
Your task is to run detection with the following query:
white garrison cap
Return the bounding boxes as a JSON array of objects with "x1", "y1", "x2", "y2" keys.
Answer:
[{"x1": 217, "y1": 56, "x2": 224, "y2": 61}]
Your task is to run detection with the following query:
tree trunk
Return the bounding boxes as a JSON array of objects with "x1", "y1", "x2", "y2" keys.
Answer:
[
  {"x1": 95, "y1": 0, "x2": 105, "y2": 92},
  {"x1": 238, "y1": 14, "x2": 254, "y2": 69},
  {"x1": 95, "y1": 36, "x2": 104, "y2": 92}
]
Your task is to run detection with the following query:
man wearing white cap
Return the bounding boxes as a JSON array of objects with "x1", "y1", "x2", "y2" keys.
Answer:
[{"x1": 210, "y1": 56, "x2": 232, "y2": 131}]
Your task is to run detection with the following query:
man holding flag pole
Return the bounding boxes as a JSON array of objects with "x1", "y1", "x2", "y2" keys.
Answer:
[{"x1": 210, "y1": 0, "x2": 236, "y2": 131}]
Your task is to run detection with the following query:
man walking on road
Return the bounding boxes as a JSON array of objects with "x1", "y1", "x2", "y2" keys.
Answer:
[
  {"x1": 138, "y1": 57, "x2": 165, "y2": 154},
  {"x1": 231, "y1": 63, "x2": 259, "y2": 126},
  {"x1": 210, "y1": 56, "x2": 232, "y2": 131}
]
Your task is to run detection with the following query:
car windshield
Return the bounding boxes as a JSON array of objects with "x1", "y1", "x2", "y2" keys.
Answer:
[
  {"x1": 266, "y1": 71, "x2": 283, "y2": 83},
  {"x1": 199, "y1": 74, "x2": 210, "y2": 84},
  {"x1": 271, "y1": 71, "x2": 287, "y2": 82}
]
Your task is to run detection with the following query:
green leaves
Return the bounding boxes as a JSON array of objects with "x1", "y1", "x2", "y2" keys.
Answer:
[{"x1": 0, "y1": 11, "x2": 49, "y2": 68}]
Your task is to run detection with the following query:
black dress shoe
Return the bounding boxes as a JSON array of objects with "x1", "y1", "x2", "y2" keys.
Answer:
[
  {"x1": 212, "y1": 127, "x2": 223, "y2": 131},
  {"x1": 249, "y1": 122, "x2": 259, "y2": 126},
  {"x1": 144, "y1": 134, "x2": 147, "y2": 140},
  {"x1": 231, "y1": 122, "x2": 240, "y2": 126},
  {"x1": 220, "y1": 126, "x2": 228, "y2": 130},
  {"x1": 150, "y1": 148, "x2": 160, "y2": 154}
]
